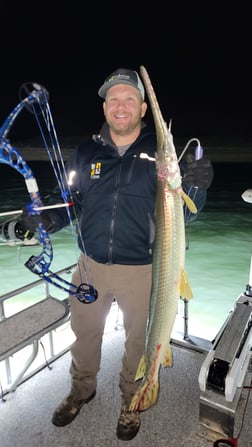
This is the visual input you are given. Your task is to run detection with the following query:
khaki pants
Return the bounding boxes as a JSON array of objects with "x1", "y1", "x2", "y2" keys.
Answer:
[{"x1": 69, "y1": 254, "x2": 152, "y2": 406}]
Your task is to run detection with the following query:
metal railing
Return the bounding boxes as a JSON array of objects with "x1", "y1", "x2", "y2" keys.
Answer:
[{"x1": 0, "y1": 264, "x2": 77, "y2": 398}]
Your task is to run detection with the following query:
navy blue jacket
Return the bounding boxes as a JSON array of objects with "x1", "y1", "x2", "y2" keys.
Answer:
[{"x1": 48, "y1": 123, "x2": 207, "y2": 265}]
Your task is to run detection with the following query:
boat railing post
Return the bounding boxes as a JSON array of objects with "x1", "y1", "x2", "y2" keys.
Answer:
[{"x1": 183, "y1": 298, "x2": 189, "y2": 340}]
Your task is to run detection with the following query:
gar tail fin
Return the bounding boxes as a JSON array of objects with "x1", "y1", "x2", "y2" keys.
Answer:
[{"x1": 129, "y1": 379, "x2": 159, "y2": 412}]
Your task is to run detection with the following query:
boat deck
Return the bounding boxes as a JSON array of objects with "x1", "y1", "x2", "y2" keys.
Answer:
[{"x1": 0, "y1": 323, "x2": 251, "y2": 447}]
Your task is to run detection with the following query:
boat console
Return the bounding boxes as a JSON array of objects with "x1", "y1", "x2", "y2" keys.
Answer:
[
  {"x1": 198, "y1": 288, "x2": 252, "y2": 440},
  {"x1": 199, "y1": 290, "x2": 252, "y2": 401},
  {"x1": 198, "y1": 188, "x2": 252, "y2": 441}
]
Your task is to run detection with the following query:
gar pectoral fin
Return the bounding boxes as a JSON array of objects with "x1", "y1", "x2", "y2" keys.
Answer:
[
  {"x1": 181, "y1": 190, "x2": 197, "y2": 214},
  {"x1": 180, "y1": 269, "x2": 193, "y2": 300}
]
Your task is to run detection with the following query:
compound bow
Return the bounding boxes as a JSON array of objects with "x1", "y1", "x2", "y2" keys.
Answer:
[{"x1": 0, "y1": 82, "x2": 97, "y2": 304}]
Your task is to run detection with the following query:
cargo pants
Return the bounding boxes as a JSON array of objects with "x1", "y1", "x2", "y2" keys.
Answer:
[{"x1": 69, "y1": 254, "x2": 152, "y2": 407}]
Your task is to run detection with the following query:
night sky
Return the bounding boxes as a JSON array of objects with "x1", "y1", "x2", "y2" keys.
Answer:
[{"x1": 1, "y1": 2, "x2": 252, "y2": 145}]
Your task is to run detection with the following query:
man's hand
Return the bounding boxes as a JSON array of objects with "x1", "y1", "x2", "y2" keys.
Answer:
[
  {"x1": 184, "y1": 154, "x2": 214, "y2": 190},
  {"x1": 20, "y1": 207, "x2": 54, "y2": 233}
]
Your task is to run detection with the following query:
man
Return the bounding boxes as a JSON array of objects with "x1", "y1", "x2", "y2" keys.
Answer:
[{"x1": 21, "y1": 68, "x2": 213, "y2": 441}]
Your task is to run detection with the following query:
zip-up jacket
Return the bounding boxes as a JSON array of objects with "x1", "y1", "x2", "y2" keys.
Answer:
[{"x1": 47, "y1": 123, "x2": 207, "y2": 265}]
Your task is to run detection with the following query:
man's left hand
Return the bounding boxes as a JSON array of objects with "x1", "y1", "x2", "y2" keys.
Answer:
[{"x1": 184, "y1": 154, "x2": 214, "y2": 190}]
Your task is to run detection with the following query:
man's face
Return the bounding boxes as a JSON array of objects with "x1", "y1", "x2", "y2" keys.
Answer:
[{"x1": 103, "y1": 84, "x2": 147, "y2": 136}]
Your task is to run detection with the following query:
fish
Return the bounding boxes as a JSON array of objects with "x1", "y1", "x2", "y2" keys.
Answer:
[{"x1": 129, "y1": 65, "x2": 196, "y2": 412}]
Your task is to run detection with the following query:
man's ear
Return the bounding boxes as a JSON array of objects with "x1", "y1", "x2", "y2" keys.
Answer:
[{"x1": 141, "y1": 101, "x2": 148, "y2": 118}]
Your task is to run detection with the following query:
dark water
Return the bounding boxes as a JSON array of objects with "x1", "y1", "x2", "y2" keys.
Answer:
[{"x1": 1, "y1": 161, "x2": 252, "y2": 340}]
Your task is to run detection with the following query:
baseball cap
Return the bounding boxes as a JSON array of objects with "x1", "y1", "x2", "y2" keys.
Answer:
[{"x1": 98, "y1": 68, "x2": 145, "y2": 100}]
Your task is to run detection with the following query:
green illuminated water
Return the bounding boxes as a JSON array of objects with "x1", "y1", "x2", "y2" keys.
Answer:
[{"x1": 0, "y1": 162, "x2": 251, "y2": 341}]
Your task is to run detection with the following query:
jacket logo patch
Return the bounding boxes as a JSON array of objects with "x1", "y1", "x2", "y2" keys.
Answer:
[{"x1": 90, "y1": 162, "x2": 101, "y2": 179}]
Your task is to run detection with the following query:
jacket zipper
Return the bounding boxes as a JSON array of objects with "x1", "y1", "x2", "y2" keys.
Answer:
[{"x1": 107, "y1": 159, "x2": 122, "y2": 263}]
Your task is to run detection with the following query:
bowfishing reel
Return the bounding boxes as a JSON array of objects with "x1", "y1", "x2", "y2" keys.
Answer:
[{"x1": 76, "y1": 283, "x2": 98, "y2": 304}]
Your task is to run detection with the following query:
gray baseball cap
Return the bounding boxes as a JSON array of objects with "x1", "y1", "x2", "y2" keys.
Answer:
[{"x1": 98, "y1": 68, "x2": 145, "y2": 100}]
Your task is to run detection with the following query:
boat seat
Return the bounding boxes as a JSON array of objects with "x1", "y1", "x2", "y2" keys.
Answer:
[{"x1": 0, "y1": 296, "x2": 70, "y2": 393}]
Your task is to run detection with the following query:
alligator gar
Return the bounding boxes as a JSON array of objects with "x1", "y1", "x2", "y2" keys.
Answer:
[{"x1": 129, "y1": 65, "x2": 196, "y2": 412}]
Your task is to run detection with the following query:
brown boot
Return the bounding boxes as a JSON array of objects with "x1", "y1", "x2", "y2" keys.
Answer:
[
  {"x1": 116, "y1": 405, "x2": 141, "y2": 441},
  {"x1": 52, "y1": 390, "x2": 96, "y2": 427}
]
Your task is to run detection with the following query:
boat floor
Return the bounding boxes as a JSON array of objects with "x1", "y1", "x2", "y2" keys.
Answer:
[{"x1": 0, "y1": 325, "x2": 251, "y2": 447}]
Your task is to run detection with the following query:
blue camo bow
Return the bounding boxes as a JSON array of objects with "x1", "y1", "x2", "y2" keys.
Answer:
[{"x1": 0, "y1": 83, "x2": 98, "y2": 304}]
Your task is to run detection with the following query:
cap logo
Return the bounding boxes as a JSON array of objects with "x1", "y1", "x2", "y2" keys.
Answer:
[{"x1": 108, "y1": 74, "x2": 131, "y2": 83}]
